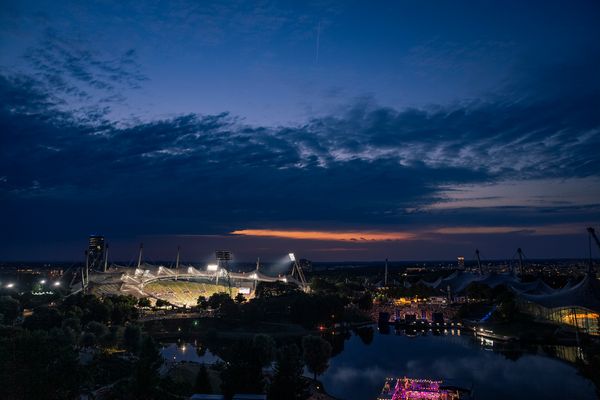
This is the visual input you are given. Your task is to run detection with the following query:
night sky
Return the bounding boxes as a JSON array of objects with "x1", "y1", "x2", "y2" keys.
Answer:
[{"x1": 1, "y1": 1, "x2": 599, "y2": 262}]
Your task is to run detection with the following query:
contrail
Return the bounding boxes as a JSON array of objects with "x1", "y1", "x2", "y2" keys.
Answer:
[{"x1": 315, "y1": 21, "x2": 321, "y2": 64}]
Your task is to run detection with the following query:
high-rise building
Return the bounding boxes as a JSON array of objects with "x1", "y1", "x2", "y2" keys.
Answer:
[
  {"x1": 88, "y1": 235, "x2": 105, "y2": 270},
  {"x1": 457, "y1": 256, "x2": 465, "y2": 269}
]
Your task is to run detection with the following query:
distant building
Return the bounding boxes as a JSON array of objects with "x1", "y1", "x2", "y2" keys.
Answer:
[
  {"x1": 88, "y1": 235, "x2": 105, "y2": 270},
  {"x1": 457, "y1": 256, "x2": 465, "y2": 269}
]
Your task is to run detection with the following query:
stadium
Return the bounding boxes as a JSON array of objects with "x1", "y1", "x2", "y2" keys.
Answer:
[{"x1": 75, "y1": 250, "x2": 307, "y2": 307}]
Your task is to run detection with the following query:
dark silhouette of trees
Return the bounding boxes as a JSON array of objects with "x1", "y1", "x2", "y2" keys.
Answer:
[
  {"x1": 131, "y1": 336, "x2": 163, "y2": 398},
  {"x1": 0, "y1": 295, "x2": 21, "y2": 324},
  {"x1": 268, "y1": 344, "x2": 307, "y2": 400},
  {"x1": 194, "y1": 364, "x2": 212, "y2": 393},
  {"x1": 234, "y1": 293, "x2": 247, "y2": 304},
  {"x1": 137, "y1": 297, "x2": 151, "y2": 308},
  {"x1": 123, "y1": 324, "x2": 142, "y2": 353},
  {"x1": 221, "y1": 336, "x2": 270, "y2": 399},
  {"x1": 197, "y1": 295, "x2": 208, "y2": 309},
  {"x1": 302, "y1": 335, "x2": 332, "y2": 381},
  {"x1": 0, "y1": 328, "x2": 81, "y2": 399}
]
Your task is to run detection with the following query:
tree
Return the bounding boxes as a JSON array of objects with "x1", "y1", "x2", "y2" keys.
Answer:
[
  {"x1": 80, "y1": 331, "x2": 97, "y2": 347},
  {"x1": 155, "y1": 299, "x2": 171, "y2": 308},
  {"x1": 0, "y1": 296, "x2": 21, "y2": 324},
  {"x1": 302, "y1": 335, "x2": 332, "y2": 381},
  {"x1": 207, "y1": 292, "x2": 233, "y2": 309},
  {"x1": 194, "y1": 364, "x2": 212, "y2": 393},
  {"x1": 123, "y1": 324, "x2": 142, "y2": 353},
  {"x1": 85, "y1": 321, "x2": 109, "y2": 338},
  {"x1": 138, "y1": 297, "x2": 151, "y2": 308},
  {"x1": 131, "y1": 336, "x2": 163, "y2": 397},
  {"x1": 252, "y1": 334, "x2": 276, "y2": 368},
  {"x1": 22, "y1": 306, "x2": 63, "y2": 331},
  {"x1": 221, "y1": 339, "x2": 264, "y2": 399},
  {"x1": 197, "y1": 295, "x2": 209, "y2": 309},
  {"x1": 234, "y1": 293, "x2": 247, "y2": 304},
  {"x1": 0, "y1": 329, "x2": 81, "y2": 399},
  {"x1": 356, "y1": 326, "x2": 374, "y2": 345},
  {"x1": 268, "y1": 344, "x2": 307, "y2": 400},
  {"x1": 357, "y1": 292, "x2": 373, "y2": 311}
]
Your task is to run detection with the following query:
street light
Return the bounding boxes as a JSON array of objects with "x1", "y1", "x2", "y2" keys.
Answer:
[
  {"x1": 6, "y1": 283, "x2": 14, "y2": 288},
  {"x1": 54, "y1": 281, "x2": 61, "y2": 286},
  {"x1": 40, "y1": 279, "x2": 46, "y2": 284}
]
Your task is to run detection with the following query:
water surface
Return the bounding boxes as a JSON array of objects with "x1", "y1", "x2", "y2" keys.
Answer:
[{"x1": 319, "y1": 329, "x2": 596, "y2": 400}]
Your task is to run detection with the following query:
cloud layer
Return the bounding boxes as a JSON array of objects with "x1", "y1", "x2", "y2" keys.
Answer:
[{"x1": 1, "y1": 38, "x2": 599, "y2": 259}]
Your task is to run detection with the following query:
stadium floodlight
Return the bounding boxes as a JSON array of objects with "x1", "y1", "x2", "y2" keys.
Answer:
[
  {"x1": 288, "y1": 253, "x2": 296, "y2": 262},
  {"x1": 215, "y1": 250, "x2": 232, "y2": 261},
  {"x1": 207, "y1": 264, "x2": 218, "y2": 272}
]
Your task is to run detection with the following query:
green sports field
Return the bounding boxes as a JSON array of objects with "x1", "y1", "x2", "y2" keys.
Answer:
[{"x1": 143, "y1": 279, "x2": 239, "y2": 307}]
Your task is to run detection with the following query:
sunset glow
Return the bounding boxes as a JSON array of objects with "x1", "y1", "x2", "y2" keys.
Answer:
[{"x1": 230, "y1": 229, "x2": 415, "y2": 241}]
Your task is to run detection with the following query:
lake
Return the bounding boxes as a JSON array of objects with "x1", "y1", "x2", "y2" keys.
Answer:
[{"x1": 319, "y1": 327, "x2": 597, "y2": 399}]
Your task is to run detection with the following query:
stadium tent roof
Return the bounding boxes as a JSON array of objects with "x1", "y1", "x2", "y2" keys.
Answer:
[
  {"x1": 510, "y1": 278, "x2": 556, "y2": 295},
  {"x1": 417, "y1": 276, "x2": 442, "y2": 288},
  {"x1": 477, "y1": 272, "x2": 519, "y2": 288},
  {"x1": 438, "y1": 271, "x2": 484, "y2": 294},
  {"x1": 518, "y1": 273, "x2": 600, "y2": 312}
]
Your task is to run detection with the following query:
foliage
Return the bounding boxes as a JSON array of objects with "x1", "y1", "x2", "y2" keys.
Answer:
[
  {"x1": 0, "y1": 328, "x2": 82, "y2": 399},
  {"x1": 197, "y1": 295, "x2": 208, "y2": 309},
  {"x1": 252, "y1": 334, "x2": 276, "y2": 368},
  {"x1": 22, "y1": 306, "x2": 63, "y2": 331},
  {"x1": 357, "y1": 292, "x2": 373, "y2": 311},
  {"x1": 234, "y1": 293, "x2": 247, "y2": 304},
  {"x1": 0, "y1": 295, "x2": 21, "y2": 324},
  {"x1": 207, "y1": 292, "x2": 233, "y2": 309},
  {"x1": 220, "y1": 338, "x2": 265, "y2": 399},
  {"x1": 155, "y1": 298, "x2": 171, "y2": 308},
  {"x1": 194, "y1": 364, "x2": 212, "y2": 393},
  {"x1": 131, "y1": 336, "x2": 163, "y2": 397},
  {"x1": 268, "y1": 344, "x2": 307, "y2": 400},
  {"x1": 123, "y1": 324, "x2": 142, "y2": 353},
  {"x1": 302, "y1": 335, "x2": 332, "y2": 381},
  {"x1": 137, "y1": 297, "x2": 151, "y2": 308}
]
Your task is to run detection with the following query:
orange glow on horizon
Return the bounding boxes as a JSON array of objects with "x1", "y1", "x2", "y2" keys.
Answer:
[{"x1": 230, "y1": 229, "x2": 415, "y2": 241}]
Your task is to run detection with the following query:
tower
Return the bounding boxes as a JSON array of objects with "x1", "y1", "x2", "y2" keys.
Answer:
[{"x1": 88, "y1": 235, "x2": 105, "y2": 271}]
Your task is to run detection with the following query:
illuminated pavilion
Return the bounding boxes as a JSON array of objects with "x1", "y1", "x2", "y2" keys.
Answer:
[{"x1": 516, "y1": 272, "x2": 600, "y2": 336}]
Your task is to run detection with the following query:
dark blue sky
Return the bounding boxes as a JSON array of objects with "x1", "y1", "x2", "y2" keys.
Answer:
[{"x1": 1, "y1": 1, "x2": 599, "y2": 262}]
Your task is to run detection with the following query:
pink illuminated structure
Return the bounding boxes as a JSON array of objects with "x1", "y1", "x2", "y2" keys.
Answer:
[{"x1": 378, "y1": 377, "x2": 463, "y2": 400}]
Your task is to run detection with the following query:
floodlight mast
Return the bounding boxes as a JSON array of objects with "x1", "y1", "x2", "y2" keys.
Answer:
[
  {"x1": 289, "y1": 252, "x2": 308, "y2": 291},
  {"x1": 137, "y1": 243, "x2": 144, "y2": 269},
  {"x1": 517, "y1": 248, "x2": 525, "y2": 276},
  {"x1": 175, "y1": 245, "x2": 180, "y2": 280},
  {"x1": 215, "y1": 250, "x2": 233, "y2": 294},
  {"x1": 103, "y1": 244, "x2": 109, "y2": 272}
]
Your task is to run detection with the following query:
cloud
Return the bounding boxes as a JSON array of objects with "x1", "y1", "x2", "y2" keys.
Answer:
[
  {"x1": 231, "y1": 229, "x2": 415, "y2": 241},
  {"x1": 1, "y1": 50, "x2": 599, "y2": 258}
]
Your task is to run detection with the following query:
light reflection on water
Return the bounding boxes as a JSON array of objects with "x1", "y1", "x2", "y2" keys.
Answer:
[
  {"x1": 319, "y1": 330, "x2": 596, "y2": 400},
  {"x1": 160, "y1": 342, "x2": 222, "y2": 364}
]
